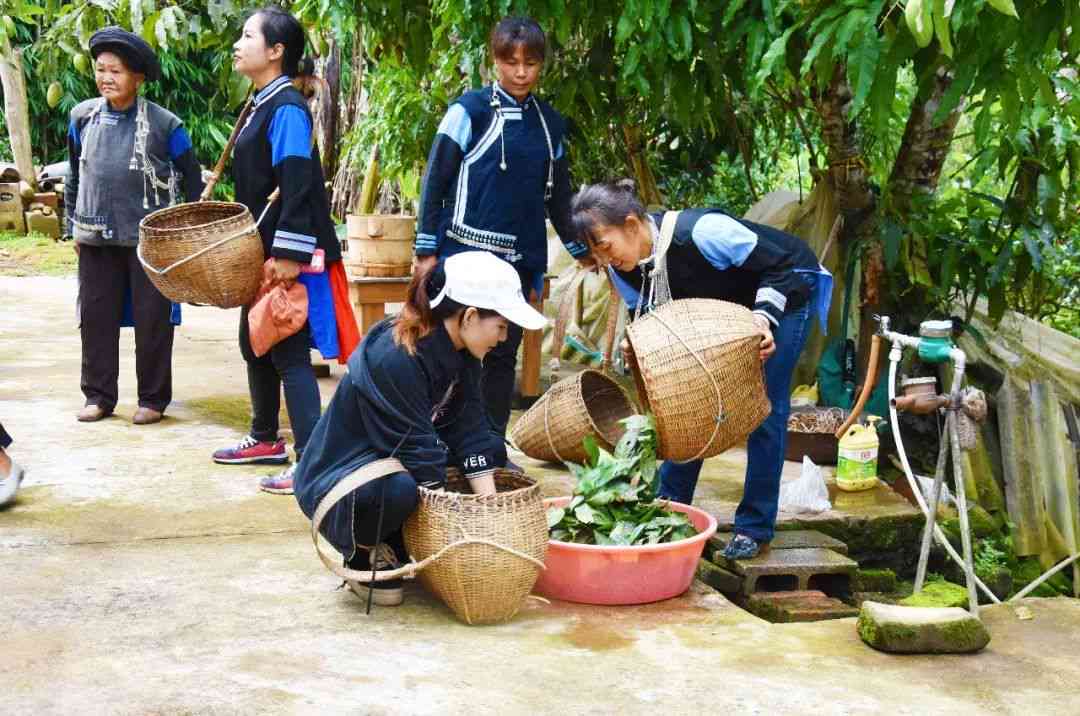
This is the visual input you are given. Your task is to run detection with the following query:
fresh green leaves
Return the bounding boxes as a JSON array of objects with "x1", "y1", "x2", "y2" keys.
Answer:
[{"x1": 547, "y1": 414, "x2": 697, "y2": 546}]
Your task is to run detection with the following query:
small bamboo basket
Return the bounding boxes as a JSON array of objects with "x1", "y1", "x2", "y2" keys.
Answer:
[
  {"x1": 404, "y1": 468, "x2": 548, "y2": 625},
  {"x1": 625, "y1": 298, "x2": 771, "y2": 462},
  {"x1": 510, "y1": 369, "x2": 637, "y2": 464}
]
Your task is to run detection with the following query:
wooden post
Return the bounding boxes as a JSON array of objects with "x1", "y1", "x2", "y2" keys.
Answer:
[{"x1": 0, "y1": 37, "x2": 36, "y2": 188}]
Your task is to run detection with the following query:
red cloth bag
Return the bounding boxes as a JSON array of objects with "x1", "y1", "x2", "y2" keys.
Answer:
[{"x1": 248, "y1": 260, "x2": 309, "y2": 357}]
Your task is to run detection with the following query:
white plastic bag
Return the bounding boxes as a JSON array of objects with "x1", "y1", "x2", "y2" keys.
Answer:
[
  {"x1": 913, "y1": 473, "x2": 955, "y2": 510},
  {"x1": 778, "y1": 456, "x2": 832, "y2": 514}
]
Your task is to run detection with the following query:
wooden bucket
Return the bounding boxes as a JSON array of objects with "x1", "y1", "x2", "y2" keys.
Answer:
[{"x1": 345, "y1": 214, "x2": 415, "y2": 277}]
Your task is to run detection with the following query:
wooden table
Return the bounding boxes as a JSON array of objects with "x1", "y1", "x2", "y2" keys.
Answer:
[{"x1": 348, "y1": 274, "x2": 551, "y2": 399}]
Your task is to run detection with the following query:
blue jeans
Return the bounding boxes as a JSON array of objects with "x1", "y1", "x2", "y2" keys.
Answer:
[{"x1": 658, "y1": 302, "x2": 813, "y2": 542}]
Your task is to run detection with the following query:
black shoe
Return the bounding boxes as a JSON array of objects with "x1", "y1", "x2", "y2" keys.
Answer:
[{"x1": 345, "y1": 543, "x2": 403, "y2": 606}]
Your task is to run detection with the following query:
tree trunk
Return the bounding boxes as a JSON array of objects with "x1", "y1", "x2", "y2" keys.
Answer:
[
  {"x1": 0, "y1": 41, "x2": 36, "y2": 188},
  {"x1": 813, "y1": 69, "x2": 878, "y2": 377},
  {"x1": 318, "y1": 40, "x2": 342, "y2": 182},
  {"x1": 888, "y1": 67, "x2": 963, "y2": 214},
  {"x1": 331, "y1": 34, "x2": 366, "y2": 218},
  {"x1": 621, "y1": 124, "x2": 663, "y2": 207}
]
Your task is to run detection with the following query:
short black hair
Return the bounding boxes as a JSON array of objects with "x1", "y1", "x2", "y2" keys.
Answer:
[
  {"x1": 250, "y1": 6, "x2": 310, "y2": 77},
  {"x1": 489, "y1": 16, "x2": 546, "y2": 62}
]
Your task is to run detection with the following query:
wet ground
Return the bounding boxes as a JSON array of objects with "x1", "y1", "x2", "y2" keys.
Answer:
[{"x1": 3, "y1": 275, "x2": 1079, "y2": 714}]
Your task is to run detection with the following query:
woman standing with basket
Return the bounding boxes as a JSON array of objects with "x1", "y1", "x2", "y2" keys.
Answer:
[
  {"x1": 570, "y1": 181, "x2": 833, "y2": 560},
  {"x1": 414, "y1": 16, "x2": 588, "y2": 437},
  {"x1": 211, "y1": 8, "x2": 355, "y2": 495},
  {"x1": 65, "y1": 27, "x2": 204, "y2": 425},
  {"x1": 293, "y1": 252, "x2": 547, "y2": 607}
]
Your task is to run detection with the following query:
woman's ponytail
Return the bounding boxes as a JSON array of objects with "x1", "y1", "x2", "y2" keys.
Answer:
[{"x1": 393, "y1": 260, "x2": 440, "y2": 354}]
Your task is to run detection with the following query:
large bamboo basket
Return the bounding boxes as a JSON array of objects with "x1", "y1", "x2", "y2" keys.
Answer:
[
  {"x1": 625, "y1": 299, "x2": 771, "y2": 462},
  {"x1": 404, "y1": 468, "x2": 548, "y2": 625},
  {"x1": 138, "y1": 201, "x2": 264, "y2": 308},
  {"x1": 511, "y1": 369, "x2": 637, "y2": 464},
  {"x1": 345, "y1": 214, "x2": 415, "y2": 277}
]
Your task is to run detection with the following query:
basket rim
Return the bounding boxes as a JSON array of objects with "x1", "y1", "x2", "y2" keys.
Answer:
[
  {"x1": 426, "y1": 469, "x2": 538, "y2": 501},
  {"x1": 576, "y1": 369, "x2": 636, "y2": 447},
  {"x1": 139, "y1": 201, "x2": 252, "y2": 235}
]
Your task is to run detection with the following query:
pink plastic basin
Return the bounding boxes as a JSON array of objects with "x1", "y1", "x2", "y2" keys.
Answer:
[{"x1": 535, "y1": 497, "x2": 718, "y2": 605}]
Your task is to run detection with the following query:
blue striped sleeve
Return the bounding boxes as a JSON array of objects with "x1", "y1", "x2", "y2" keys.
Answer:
[
  {"x1": 68, "y1": 120, "x2": 81, "y2": 152},
  {"x1": 436, "y1": 103, "x2": 471, "y2": 153},
  {"x1": 690, "y1": 212, "x2": 759, "y2": 271},
  {"x1": 267, "y1": 105, "x2": 312, "y2": 166},
  {"x1": 167, "y1": 126, "x2": 193, "y2": 161}
]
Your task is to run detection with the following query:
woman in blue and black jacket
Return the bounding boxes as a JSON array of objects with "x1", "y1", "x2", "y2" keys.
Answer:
[
  {"x1": 414, "y1": 16, "x2": 589, "y2": 436},
  {"x1": 570, "y1": 180, "x2": 833, "y2": 561},
  {"x1": 212, "y1": 8, "x2": 352, "y2": 495}
]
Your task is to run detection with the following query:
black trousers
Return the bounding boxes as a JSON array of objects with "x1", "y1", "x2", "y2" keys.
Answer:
[
  {"x1": 345, "y1": 471, "x2": 418, "y2": 567},
  {"x1": 238, "y1": 306, "x2": 321, "y2": 456},
  {"x1": 78, "y1": 244, "x2": 174, "y2": 413},
  {"x1": 481, "y1": 267, "x2": 536, "y2": 434},
  {"x1": 0, "y1": 421, "x2": 11, "y2": 450}
]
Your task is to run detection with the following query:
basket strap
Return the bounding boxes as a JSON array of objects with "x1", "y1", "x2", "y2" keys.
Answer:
[
  {"x1": 644, "y1": 309, "x2": 728, "y2": 464},
  {"x1": 311, "y1": 458, "x2": 546, "y2": 584},
  {"x1": 136, "y1": 224, "x2": 259, "y2": 277}
]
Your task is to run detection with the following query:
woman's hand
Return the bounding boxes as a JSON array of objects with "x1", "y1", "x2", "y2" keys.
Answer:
[
  {"x1": 412, "y1": 254, "x2": 438, "y2": 276},
  {"x1": 752, "y1": 313, "x2": 776, "y2": 362},
  {"x1": 269, "y1": 257, "x2": 301, "y2": 283},
  {"x1": 468, "y1": 472, "x2": 497, "y2": 496}
]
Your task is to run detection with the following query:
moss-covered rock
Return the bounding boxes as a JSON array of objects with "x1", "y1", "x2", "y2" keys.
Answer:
[
  {"x1": 852, "y1": 568, "x2": 898, "y2": 593},
  {"x1": 1012, "y1": 557, "x2": 1073, "y2": 597},
  {"x1": 857, "y1": 601, "x2": 990, "y2": 654},
  {"x1": 899, "y1": 580, "x2": 970, "y2": 609}
]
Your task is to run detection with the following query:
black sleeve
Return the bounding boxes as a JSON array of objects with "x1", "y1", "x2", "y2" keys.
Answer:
[
  {"x1": 267, "y1": 105, "x2": 320, "y2": 263},
  {"x1": 547, "y1": 151, "x2": 588, "y2": 259},
  {"x1": 435, "y1": 359, "x2": 506, "y2": 479},
  {"x1": 415, "y1": 129, "x2": 465, "y2": 256}
]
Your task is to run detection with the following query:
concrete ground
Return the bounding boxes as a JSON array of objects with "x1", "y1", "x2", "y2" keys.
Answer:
[{"x1": 3, "y1": 275, "x2": 1079, "y2": 715}]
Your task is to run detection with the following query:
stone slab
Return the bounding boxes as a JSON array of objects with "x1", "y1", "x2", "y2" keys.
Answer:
[
  {"x1": 717, "y1": 547, "x2": 857, "y2": 595},
  {"x1": 746, "y1": 590, "x2": 859, "y2": 623},
  {"x1": 858, "y1": 601, "x2": 990, "y2": 654}
]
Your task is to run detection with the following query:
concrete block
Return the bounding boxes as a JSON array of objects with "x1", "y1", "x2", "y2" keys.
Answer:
[
  {"x1": 747, "y1": 590, "x2": 858, "y2": 623},
  {"x1": 696, "y1": 559, "x2": 742, "y2": 594},
  {"x1": 718, "y1": 547, "x2": 857, "y2": 596}
]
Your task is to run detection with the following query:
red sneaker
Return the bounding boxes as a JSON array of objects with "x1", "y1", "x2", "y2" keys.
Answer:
[{"x1": 212, "y1": 436, "x2": 289, "y2": 465}]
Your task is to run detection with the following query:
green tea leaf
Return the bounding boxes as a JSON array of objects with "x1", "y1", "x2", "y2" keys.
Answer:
[{"x1": 546, "y1": 507, "x2": 565, "y2": 529}]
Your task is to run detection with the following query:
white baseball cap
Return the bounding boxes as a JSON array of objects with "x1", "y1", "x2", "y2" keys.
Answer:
[{"x1": 429, "y1": 252, "x2": 547, "y2": 330}]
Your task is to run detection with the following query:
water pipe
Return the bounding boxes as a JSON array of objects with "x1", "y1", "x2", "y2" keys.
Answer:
[
  {"x1": 880, "y1": 319, "x2": 1001, "y2": 605},
  {"x1": 1009, "y1": 552, "x2": 1080, "y2": 602}
]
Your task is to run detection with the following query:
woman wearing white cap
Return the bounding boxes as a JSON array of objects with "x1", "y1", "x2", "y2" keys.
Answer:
[{"x1": 292, "y1": 251, "x2": 546, "y2": 607}]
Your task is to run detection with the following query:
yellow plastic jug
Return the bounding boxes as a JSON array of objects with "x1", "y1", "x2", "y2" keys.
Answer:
[{"x1": 836, "y1": 418, "x2": 880, "y2": 492}]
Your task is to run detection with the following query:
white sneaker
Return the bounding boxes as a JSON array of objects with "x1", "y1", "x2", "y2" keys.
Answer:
[{"x1": 0, "y1": 461, "x2": 25, "y2": 508}]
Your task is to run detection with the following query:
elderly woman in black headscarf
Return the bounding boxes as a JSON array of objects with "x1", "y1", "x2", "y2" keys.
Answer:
[{"x1": 65, "y1": 27, "x2": 203, "y2": 425}]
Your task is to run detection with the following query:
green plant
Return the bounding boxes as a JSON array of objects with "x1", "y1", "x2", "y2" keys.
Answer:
[{"x1": 546, "y1": 415, "x2": 697, "y2": 546}]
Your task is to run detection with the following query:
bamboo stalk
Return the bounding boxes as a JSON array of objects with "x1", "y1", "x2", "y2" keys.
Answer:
[{"x1": 357, "y1": 143, "x2": 380, "y2": 215}]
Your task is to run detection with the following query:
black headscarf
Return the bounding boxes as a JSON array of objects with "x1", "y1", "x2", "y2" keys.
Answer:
[{"x1": 89, "y1": 27, "x2": 160, "y2": 82}]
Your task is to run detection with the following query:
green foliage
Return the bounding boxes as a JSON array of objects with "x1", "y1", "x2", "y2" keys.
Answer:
[{"x1": 547, "y1": 415, "x2": 698, "y2": 546}]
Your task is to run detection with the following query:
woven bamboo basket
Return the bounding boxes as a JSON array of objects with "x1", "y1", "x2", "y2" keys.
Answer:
[
  {"x1": 138, "y1": 201, "x2": 264, "y2": 308},
  {"x1": 625, "y1": 298, "x2": 771, "y2": 462},
  {"x1": 510, "y1": 369, "x2": 637, "y2": 464},
  {"x1": 404, "y1": 468, "x2": 548, "y2": 625}
]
